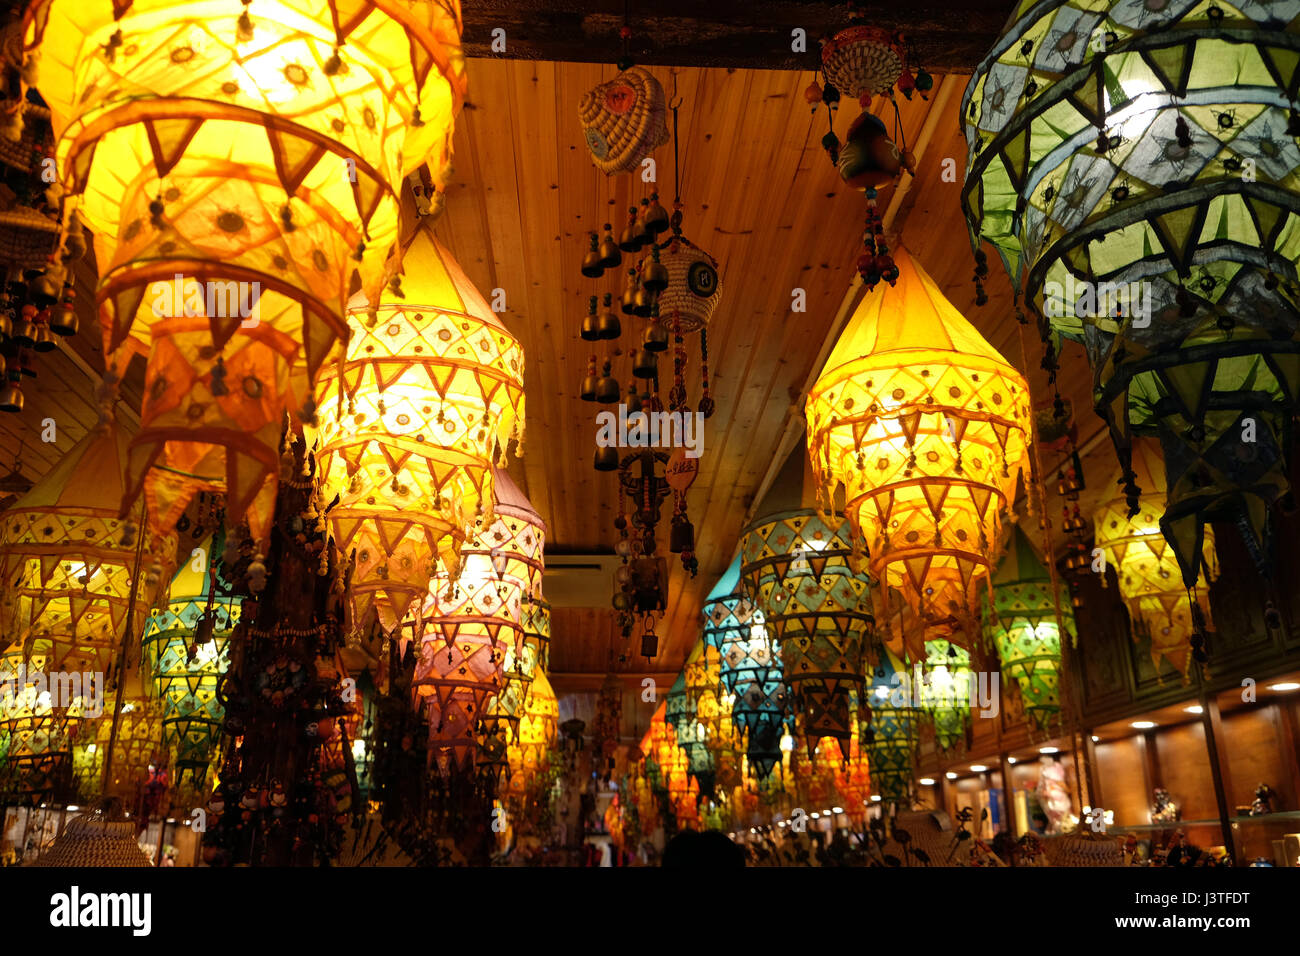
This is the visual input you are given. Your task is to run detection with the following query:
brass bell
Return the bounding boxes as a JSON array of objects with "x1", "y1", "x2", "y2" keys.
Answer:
[
  {"x1": 596, "y1": 293, "x2": 621, "y2": 339},
  {"x1": 49, "y1": 304, "x2": 78, "y2": 337},
  {"x1": 18, "y1": 354, "x2": 34, "y2": 378},
  {"x1": 580, "y1": 367, "x2": 599, "y2": 402},
  {"x1": 643, "y1": 319, "x2": 669, "y2": 352},
  {"x1": 50, "y1": 284, "x2": 77, "y2": 336},
  {"x1": 621, "y1": 270, "x2": 639, "y2": 316},
  {"x1": 595, "y1": 364, "x2": 620, "y2": 404},
  {"x1": 632, "y1": 348, "x2": 658, "y2": 379},
  {"x1": 640, "y1": 630, "x2": 659, "y2": 659},
  {"x1": 597, "y1": 224, "x2": 622, "y2": 270},
  {"x1": 594, "y1": 445, "x2": 620, "y2": 471},
  {"x1": 619, "y1": 206, "x2": 650, "y2": 252},
  {"x1": 13, "y1": 310, "x2": 36, "y2": 348},
  {"x1": 669, "y1": 515, "x2": 694, "y2": 554},
  {"x1": 0, "y1": 378, "x2": 22, "y2": 413},
  {"x1": 633, "y1": 284, "x2": 655, "y2": 318},
  {"x1": 641, "y1": 246, "x2": 669, "y2": 292},
  {"x1": 643, "y1": 192, "x2": 670, "y2": 236},
  {"x1": 580, "y1": 296, "x2": 600, "y2": 341},
  {"x1": 580, "y1": 232, "x2": 604, "y2": 278},
  {"x1": 32, "y1": 323, "x2": 56, "y2": 353}
]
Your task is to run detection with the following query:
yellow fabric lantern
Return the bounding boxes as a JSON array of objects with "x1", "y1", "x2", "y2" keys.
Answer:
[
  {"x1": 25, "y1": 0, "x2": 466, "y2": 541},
  {"x1": 0, "y1": 425, "x2": 175, "y2": 665},
  {"x1": 411, "y1": 469, "x2": 543, "y2": 777},
  {"x1": 73, "y1": 693, "x2": 164, "y2": 801},
  {"x1": 316, "y1": 225, "x2": 526, "y2": 636},
  {"x1": 505, "y1": 668, "x2": 557, "y2": 806},
  {"x1": 1095, "y1": 439, "x2": 1219, "y2": 678},
  {"x1": 807, "y1": 248, "x2": 1032, "y2": 643}
]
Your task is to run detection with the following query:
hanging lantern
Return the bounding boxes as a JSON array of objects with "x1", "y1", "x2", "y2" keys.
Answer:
[
  {"x1": 636, "y1": 235, "x2": 721, "y2": 335},
  {"x1": 740, "y1": 507, "x2": 874, "y2": 757},
  {"x1": 829, "y1": 722, "x2": 872, "y2": 825},
  {"x1": 505, "y1": 667, "x2": 557, "y2": 808},
  {"x1": 920, "y1": 637, "x2": 973, "y2": 751},
  {"x1": 0, "y1": 643, "x2": 85, "y2": 797},
  {"x1": 412, "y1": 469, "x2": 543, "y2": 777},
  {"x1": 705, "y1": 554, "x2": 789, "y2": 781},
  {"x1": 862, "y1": 646, "x2": 916, "y2": 804},
  {"x1": 983, "y1": 526, "x2": 1070, "y2": 730},
  {"x1": 665, "y1": 640, "x2": 718, "y2": 798},
  {"x1": 962, "y1": 0, "x2": 1300, "y2": 587},
  {"x1": 806, "y1": 248, "x2": 1032, "y2": 650},
  {"x1": 25, "y1": 0, "x2": 466, "y2": 541},
  {"x1": 316, "y1": 225, "x2": 525, "y2": 637},
  {"x1": 142, "y1": 532, "x2": 237, "y2": 782},
  {"x1": 0, "y1": 425, "x2": 175, "y2": 664},
  {"x1": 1094, "y1": 439, "x2": 1218, "y2": 677},
  {"x1": 578, "y1": 67, "x2": 670, "y2": 176},
  {"x1": 73, "y1": 693, "x2": 163, "y2": 801},
  {"x1": 521, "y1": 598, "x2": 551, "y2": 678}
]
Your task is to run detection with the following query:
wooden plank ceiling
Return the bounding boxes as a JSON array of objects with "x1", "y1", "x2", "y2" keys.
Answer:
[
  {"x1": 431, "y1": 58, "x2": 1099, "y2": 686},
  {"x1": 0, "y1": 55, "x2": 1105, "y2": 690}
]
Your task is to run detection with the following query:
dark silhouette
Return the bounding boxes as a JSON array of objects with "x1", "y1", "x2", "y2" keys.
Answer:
[{"x1": 661, "y1": 829, "x2": 746, "y2": 866}]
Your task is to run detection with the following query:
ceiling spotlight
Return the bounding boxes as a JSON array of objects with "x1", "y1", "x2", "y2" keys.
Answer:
[
  {"x1": 1269, "y1": 682, "x2": 1300, "y2": 692},
  {"x1": 945, "y1": 771, "x2": 958, "y2": 780},
  {"x1": 1131, "y1": 720, "x2": 1156, "y2": 729},
  {"x1": 919, "y1": 777, "x2": 936, "y2": 786},
  {"x1": 1007, "y1": 756, "x2": 1017, "y2": 764},
  {"x1": 1184, "y1": 705, "x2": 1204, "y2": 714},
  {"x1": 970, "y1": 764, "x2": 988, "y2": 772}
]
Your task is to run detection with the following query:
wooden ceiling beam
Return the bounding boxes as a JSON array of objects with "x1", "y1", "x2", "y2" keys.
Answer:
[{"x1": 461, "y1": 0, "x2": 1008, "y2": 73}]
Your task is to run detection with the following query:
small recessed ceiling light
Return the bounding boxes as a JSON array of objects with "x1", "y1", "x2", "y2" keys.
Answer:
[
  {"x1": 1131, "y1": 720, "x2": 1156, "y2": 729},
  {"x1": 919, "y1": 777, "x2": 936, "y2": 786},
  {"x1": 1091, "y1": 735, "x2": 1100, "y2": 742},
  {"x1": 870, "y1": 795, "x2": 882, "y2": 802},
  {"x1": 970, "y1": 764, "x2": 988, "y2": 772},
  {"x1": 1184, "y1": 705, "x2": 1203, "y2": 714},
  {"x1": 810, "y1": 812, "x2": 820, "y2": 819},
  {"x1": 945, "y1": 771, "x2": 958, "y2": 780},
  {"x1": 1039, "y1": 746, "x2": 1059, "y2": 754},
  {"x1": 1269, "y1": 682, "x2": 1300, "y2": 692},
  {"x1": 1007, "y1": 756, "x2": 1017, "y2": 764},
  {"x1": 832, "y1": 807, "x2": 843, "y2": 814}
]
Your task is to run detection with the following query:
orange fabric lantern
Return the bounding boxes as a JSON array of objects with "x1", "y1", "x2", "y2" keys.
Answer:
[
  {"x1": 316, "y1": 225, "x2": 526, "y2": 636},
  {"x1": 1094, "y1": 439, "x2": 1219, "y2": 677},
  {"x1": 807, "y1": 249, "x2": 1031, "y2": 646},
  {"x1": 25, "y1": 0, "x2": 466, "y2": 541}
]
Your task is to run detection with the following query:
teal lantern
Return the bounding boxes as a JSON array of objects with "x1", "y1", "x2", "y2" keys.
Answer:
[{"x1": 862, "y1": 647, "x2": 917, "y2": 804}]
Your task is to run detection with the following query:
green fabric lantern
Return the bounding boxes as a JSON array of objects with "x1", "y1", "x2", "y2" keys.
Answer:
[
  {"x1": 740, "y1": 508, "x2": 874, "y2": 757},
  {"x1": 142, "y1": 533, "x2": 237, "y2": 781},
  {"x1": 963, "y1": 0, "x2": 1300, "y2": 587},
  {"x1": 920, "y1": 638, "x2": 972, "y2": 751},
  {"x1": 862, "y1": 647, "x2": 918, "y2": 804},
  {"x1": 983, "y1": 526, "x2": 1072, "y2": 730}
]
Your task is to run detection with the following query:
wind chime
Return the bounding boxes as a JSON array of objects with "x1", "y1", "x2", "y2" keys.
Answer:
[
  {"x1": 806, "y1": 5, "x2": 928, "y2": 291},
  {"x1": 578, "y1": 73, "x2": 721, "y2": 656}
]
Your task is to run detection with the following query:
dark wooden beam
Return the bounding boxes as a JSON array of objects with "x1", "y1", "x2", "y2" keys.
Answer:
[{"x1": 460, "y1": 1, "x2": 1010, "y2": 73}]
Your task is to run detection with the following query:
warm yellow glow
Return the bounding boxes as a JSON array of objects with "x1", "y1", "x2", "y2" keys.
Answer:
[
  {"x1": 1094, "y1": 439, "x2": 1218, "y2": 677},
  {"x1": 24, "y1": 0, "x2": 466, "y2": 541},
  {"x1": 807, "y1": 249, "x2": 1031, "y2": 633},
  {"x1": 316, "y1": 227, "x2": 526, "y2": 635}
]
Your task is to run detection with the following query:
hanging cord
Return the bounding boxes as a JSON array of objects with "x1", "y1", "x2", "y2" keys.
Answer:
[
  {"x1": 670, "y1": 70, "x2": 684, "y2": 212},
  {"x1": 101, "y1": 496, "x2": 150, "y2": 799}
]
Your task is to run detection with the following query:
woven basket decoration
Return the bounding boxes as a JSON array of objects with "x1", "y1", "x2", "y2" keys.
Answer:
[
  {"x1": 821, "y1": 26, "x2": 904, "y2": 100},
  {"x1": 0, "y1": 100, "x2": 51, "y2": 173},
  {"x1": 1042, "y1": 834, "x2": 1125, "y2": 867},
  {"x1": 36, "y1": 816, "x2": 154, "y2": 867},
  {"x1": 578, "y1": 67, "x2": 670, "y2": 176},
  {"x1": 638, "y1": 236, "x2": 721, "y2": 333},
  {"x1": 0, "y1": 205, "x2": 60, "y2": 270}
]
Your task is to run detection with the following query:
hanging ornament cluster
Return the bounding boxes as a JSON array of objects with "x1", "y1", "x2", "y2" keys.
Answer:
[
  {"x1": 807, "y1": 6, "x2": 925, "y2": 292},
  {"x1": 315, "y1": 224, "x2": 526, "y2": 640},
  {"x1": 982, "y1": 526, "x2": 1071, "y2": 731},
  {"x1": 0, "y1": 30, "x2": 86, "y2": 415},
  {"x1": 23, "y1": 0, "x2": 466, "y2": 543},
  {"x1": 591, "y1": 671, "x2": 623, "y2": 783},
  {"x1": 807, "y1": 249, "x2": 1032, "y2": 655},
  {"x1": 739, "y1": 507, "x2": 874, "y2": 759},
  {"x1": 1094, "y1": 439, "x2": 1219, "y2": 678},
  {"x1": 962, "y1": 0, "x2": 1300, "y2": 590}
]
